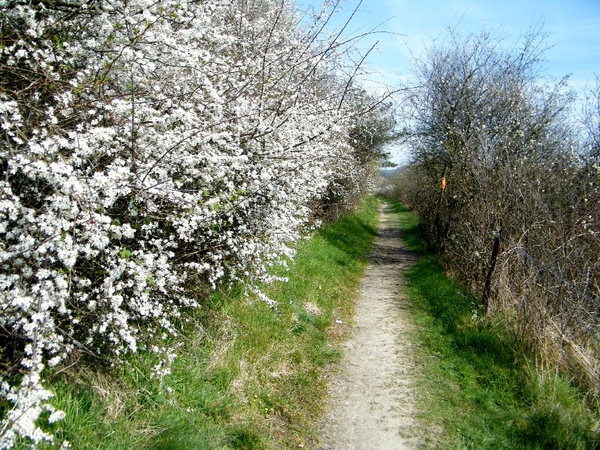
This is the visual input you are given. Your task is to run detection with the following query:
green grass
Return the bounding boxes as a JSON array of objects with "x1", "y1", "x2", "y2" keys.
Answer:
[
  {"x1": 27, "y1": 195, "x2": 600, "y2": 449},
  {"x1": 28, "y1": 196, "x2": 379, "y2": 450},
  {"x1": 385, "y1": 198, "x2": 600, "y2": 449},
  {"x1": 385, "y1": 199, "x2": 424, "y2": 252}
]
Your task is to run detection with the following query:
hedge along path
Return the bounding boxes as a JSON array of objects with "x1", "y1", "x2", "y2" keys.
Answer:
[{"x1": 318, "y1": 201, "x2": 421, "y2": 449}]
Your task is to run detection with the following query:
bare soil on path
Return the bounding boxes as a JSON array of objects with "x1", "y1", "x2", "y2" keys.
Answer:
[{"x1": 318, "y1": 202, "x2": 421, "y2": 449}]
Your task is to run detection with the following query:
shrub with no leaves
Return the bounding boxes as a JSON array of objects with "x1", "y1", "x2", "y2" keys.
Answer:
[{"x1": 395, "y1": 27, "x2": 600, "y2": 393}]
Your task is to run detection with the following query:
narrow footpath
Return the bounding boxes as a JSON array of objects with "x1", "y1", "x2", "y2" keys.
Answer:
[{"x1": 318, "y1": 202, "x2": 421, "y2": 449}]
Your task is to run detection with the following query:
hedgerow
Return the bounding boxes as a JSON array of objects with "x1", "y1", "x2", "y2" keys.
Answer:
[{"x1": 0, "y1": 0, "x2": 394, "y2": 446}]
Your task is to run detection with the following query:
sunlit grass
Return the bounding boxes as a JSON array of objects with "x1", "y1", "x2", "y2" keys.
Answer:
[{"x1": 29, "y1": 196, "x2": 379, "y2": 450}]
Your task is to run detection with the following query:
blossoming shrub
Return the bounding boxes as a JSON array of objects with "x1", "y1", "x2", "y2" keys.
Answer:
[{"x1": 0, "y1": 0, "x2": 391, "y2": 445}]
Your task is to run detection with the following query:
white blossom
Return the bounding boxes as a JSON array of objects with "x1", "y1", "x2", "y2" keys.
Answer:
[{"x1": 0, "y1": 0, "x2": 389, "y2": 445}]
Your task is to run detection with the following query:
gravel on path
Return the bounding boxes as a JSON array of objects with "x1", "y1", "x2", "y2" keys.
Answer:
[{"x1": 318, "y1": 202, "x2": 421, "y2": 450}]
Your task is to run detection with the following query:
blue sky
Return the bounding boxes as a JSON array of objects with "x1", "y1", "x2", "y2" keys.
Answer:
[
  {"x1": 294, "y1": 0, "x2": 600, "y2": 163},
  {"x1": 295, "y1": 0, "x2": 600, "y2": 92}
]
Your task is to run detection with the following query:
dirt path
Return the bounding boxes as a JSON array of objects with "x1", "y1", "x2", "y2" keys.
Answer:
[{"x1": 318, "y1": 202, "x2": 421, "y2": 449}]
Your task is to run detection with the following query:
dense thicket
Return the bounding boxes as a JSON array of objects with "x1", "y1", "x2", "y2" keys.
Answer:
[
  {"x1": 391, "y1": 28, "x2": 600, "y2": 395},
  {"x1": 0, "y1": 0, "x2": 394, "y2": 445}
]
